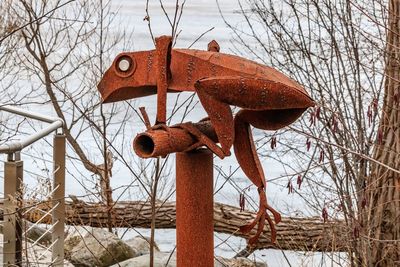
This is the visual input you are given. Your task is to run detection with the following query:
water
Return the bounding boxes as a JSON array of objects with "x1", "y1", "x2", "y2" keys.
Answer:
[{"x1": 0, "y1": 1, "x2": 344, "y2": 266}]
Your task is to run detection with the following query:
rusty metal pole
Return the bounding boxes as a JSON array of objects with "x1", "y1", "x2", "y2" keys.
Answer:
[
  {"x1": 52, "y1": 134, "x2": 65, "y2": 266},
  {"x1": 3, "y1": 152, "x2": 23, "y2": 266},
  {"x1": 176, "y1": 149, "x2": 214, "y2": 267}
]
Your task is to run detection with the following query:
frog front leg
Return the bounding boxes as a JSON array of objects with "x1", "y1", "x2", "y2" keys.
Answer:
[{"x1": 155, "y1": 35, "x2": 172, "y2": 125}]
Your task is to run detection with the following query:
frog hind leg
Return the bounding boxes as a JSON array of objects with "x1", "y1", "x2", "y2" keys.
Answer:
[{"x1": 234, "y1": 109, "x2": 282, "y2": 245}]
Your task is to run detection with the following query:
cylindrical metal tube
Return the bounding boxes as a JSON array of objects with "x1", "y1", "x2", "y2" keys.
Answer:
[
  {"x1": 0, "y1": 120, "x2": 63, "y2": 154},
  {"x1": 133, "y1": 121, "x2": 217, "y2": 158},
  {"x1": 133, "y1": 128, "x2": 194, "y2": 158},
  {"x1": 0, "y1": 105, "x2": 63, "y2": 124},
  {"x1": 176, "y1": 149, "x2": 214, "y2": 267}
]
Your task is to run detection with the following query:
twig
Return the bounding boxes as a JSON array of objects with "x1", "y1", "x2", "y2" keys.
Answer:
[
  {"x1": 158, "y1": 0, "x2": 173, "y2": 27},
  {"x1": 145, "y1": 0, "x2": 156, "y2": 46},
  {"x1": 290, "y1": 126, "x2": 400, "y2": 175},
  {"x1": 0, "y1": 0, "x2": 76, "y2": 44},
  {"x1": 188, "y1": 27, "x2": 215, "y2": 49}
]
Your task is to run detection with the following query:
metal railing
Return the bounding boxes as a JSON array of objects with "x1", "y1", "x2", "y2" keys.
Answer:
[{"x1": 0, "y1": 105, "x2": 65, "y2": 266}]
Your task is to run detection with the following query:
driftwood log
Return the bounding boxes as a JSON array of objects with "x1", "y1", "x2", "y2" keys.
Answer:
[{"x1": 0, "y1": 198, "x2": 348, "y2": 252}]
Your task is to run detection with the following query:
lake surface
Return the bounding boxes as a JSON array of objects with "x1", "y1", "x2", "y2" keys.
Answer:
[{"x1": 0, "y1": 1, "x2": 344, "y2": 266}]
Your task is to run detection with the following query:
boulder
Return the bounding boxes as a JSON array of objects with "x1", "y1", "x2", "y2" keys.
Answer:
[
  {"x1": 64, "y1": 226, "x2": 93, "y2": 260},
  {"x1": 25, "y1": 240, "x2": 74, "y2": 266},
  {"x1": 125, "y1": 235, "x2": 160, "y2": 257},
  {"x1": 0, "y1": 234, "x2": 73, "y2": 266},
  {"x1": 64, "y1": 234, "x2": 82, "y2": 259},
  {"x1": 68, "y1": 229, "x2": 135, "y2": 267},
  {"x1": 111, "y1": 252, "x2": 267, "y2": 267},
  {"x1": 215, "y1": 256, "x2": 268, "y2": 267},
  {"x1": 109, "y1": 252, "x2": 175, "y2": 267}
]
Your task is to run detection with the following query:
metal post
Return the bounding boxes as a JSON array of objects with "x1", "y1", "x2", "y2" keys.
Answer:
[
  {"x1": 176, "y1": 149, "x2": 214, "y2": 267},
  {"x1": 3, "y1": 152, "x2": 23, "y2": 266},
  {"x1": 52, "y1": 134, "x2": 65, "y2": 266}
]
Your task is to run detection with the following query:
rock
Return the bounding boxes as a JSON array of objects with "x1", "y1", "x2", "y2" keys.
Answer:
[
  {"x1": 24, "y1": 240, "x2": 74, "y2": 266},
  {"x1": 64, "y1": 229, "x2": 160, "y2": 262},
  {"x1": 125, "y1": 235, "x2": 159, "y2": 257},
  {"x1": 68, "y1": 228, "x2": 135, "y2": 267},
  {"x1": 64, "y1": 234, "x2": 81, "y2": 259},
  {"x1": 110, "y1": 252, "x2": 176, "y2": 267},
  {"x1": 112, "y1": 252, "x2": 267, "y2": 267},
  {"x1": 24, "y1": 222, "x2": 53, "y2": 247},
  {"x1": 215, "y1": 256, "x2": 268, "y2": 267},
  {"x1": 64, "y1": 226, "x2": 92, "y2": 259},
  {"x1": 0, "y1": 234, "x2": 73, "y2": 266}
]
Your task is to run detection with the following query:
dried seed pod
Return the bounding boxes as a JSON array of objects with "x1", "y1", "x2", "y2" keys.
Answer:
[
  {"x1": 372, "y1": 97, "x2": 378, "y2": 113},
  {"x1": 309, "y1": 110, "x2": 316, "y2": 126},
  {"x1": 271, "y1": 136, "x2": 277, "y2": 149},
  {"x1": 330, "y1": 113, "x2": 338, "y2": 132},
  {"x1": 377, "y1": 128, "x2": 383, "y2": 144},
  {"x1": 353, "y1": 226, "x2": 360, "y2": 239},
  {"x1": 297, "y1": 175, "x2": 302, "y2": 189},
  {"x1": 306, "y1": 138, "x2": 311, "y2": 151},
  {"x1": 287, "y1": 180, "x2": 294, "y2": 194},
  {"x1": 315, "y1": 106, "x2": 321, "y2": 119},
  {"x1": 367, "y1": 105, "x2": 372, "y2": 127},
  {"x1": 319, "y1": 149, "x2": 325, "y2": 163},
  {"x1": 239, "y1": 193, "x2": 246, "y2": 212},
  {"x1": 322, "y1": 207, "x2": 328, "y2": 223},
  {"x1": 361, "y1": 197, "x2": 368, "y2": 209}
]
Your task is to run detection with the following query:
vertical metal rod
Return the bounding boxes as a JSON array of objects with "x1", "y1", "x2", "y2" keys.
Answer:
[
  {"x1": 176, "y1": 149, "x2": 214, "y2": 267},
  {"x1": 52, "y1": 134, "x2": 65, "y2": 266},
  {"x1": 3, "y1": 154, "x2": 23, "y2": 266}
]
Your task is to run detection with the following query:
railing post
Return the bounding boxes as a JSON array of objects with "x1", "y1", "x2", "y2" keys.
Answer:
[
  {"x1": 3, "y1": 152, "x2": 23, "y2": 266},
  {"x1": 52, "y1": 134, "x2": 65, "y2": 266}
]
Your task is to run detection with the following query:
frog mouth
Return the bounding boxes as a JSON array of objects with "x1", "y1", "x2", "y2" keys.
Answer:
[{"x1": 97, "y1": 79, "x2": 157, "y2": 103}]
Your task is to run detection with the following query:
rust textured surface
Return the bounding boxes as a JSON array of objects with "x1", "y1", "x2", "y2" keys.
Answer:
[
  {"x1": 98, "y1": 35, "x2": 315, "y2": 246},
  {"x1": 133, "y1": 120, "x2": 217, "y2": 158},
  {"x1": 176, "y1": 149, "x2": 214, "y2": 267},
  {"x1": 155, "y1": 36, "x2": 172, "y2": 124}
]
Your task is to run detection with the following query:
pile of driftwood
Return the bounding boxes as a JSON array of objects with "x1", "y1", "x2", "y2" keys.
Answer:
[{"x1": 0, "y1": 196, "x2": 347, "y2": 254}]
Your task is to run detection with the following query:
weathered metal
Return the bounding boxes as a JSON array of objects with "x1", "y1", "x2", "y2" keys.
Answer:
[
  {"x1": 155, "y1": 36, "x2": 172, "y2": 124},
  {"x1": 0, "y1": 106, "x2": 66, "y2": 265},
  {"x1": 176, "y1": 149, "x2": 214, "y2": 267},
  {"x1": 98, "y1": 35, "x2": 314, "y2": 246},
  {"x1": 0, "y1": 105, "x2": 64, "y2": 154},
  {"x1": 3, "y1": 155, "x2": 23, "y2": 266},
  {"x1": 133, "y1": 120, "x2": 217, "y2": 158},
  {"x1": 52, "y1": 134, "x2": 66, "y2": 267}
]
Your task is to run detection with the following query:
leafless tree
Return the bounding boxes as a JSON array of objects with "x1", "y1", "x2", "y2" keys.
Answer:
[
  {"x1": 0, "y1": 0, "x2": 155, "y2": 235},
  {"x1": 365, "y1": 0, "x2": 400, "y2": 264},
  {"x1": 221, "y1": 0, "x2": 399, "y2": 265}
]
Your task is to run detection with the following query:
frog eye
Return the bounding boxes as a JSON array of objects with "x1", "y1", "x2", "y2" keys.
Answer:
[
  {"x1": 118, "y1": 58, "x2": 130, "y2": 72},
  {"x1": 114, "y1": 54, "x2": 136, "y2": 77}
]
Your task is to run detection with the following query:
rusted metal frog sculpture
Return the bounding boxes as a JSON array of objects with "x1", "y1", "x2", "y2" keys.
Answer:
[{"x1": 98, "y1": 36, "x2": 314, "y2": 245}]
